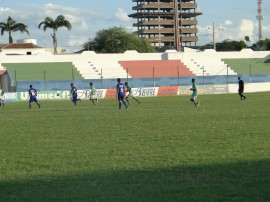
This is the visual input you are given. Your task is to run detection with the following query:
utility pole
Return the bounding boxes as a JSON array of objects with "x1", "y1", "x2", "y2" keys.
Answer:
[
  {"x1": 174, "y1": 0, "x2": 181, "y2": 52},
  {"x1": 257, "y1": 0, "x2": 263, "y2": 41},
  {"x1": 213, "y1": 22, "x2": 216, "y2": 50}
]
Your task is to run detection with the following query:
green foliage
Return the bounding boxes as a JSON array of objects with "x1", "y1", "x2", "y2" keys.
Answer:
[
  {"x1": 0, "y1": 16, "x2": 29, "y2": 44},
  {"x1": 252, "y1": 38, "x2": 270, "y2": 51},
  {"x1": 38, "y1": 15, "x2": 72, "y2": 54},
  {"x1": 0, "y1": 94, "x2": 270, "y2": 201},
  {"x1": 216, "y1": 39, "x2": 247, "y2": 51},
  {"x1": 84, "y1": 27, "x2": 155, "y2": 53}
]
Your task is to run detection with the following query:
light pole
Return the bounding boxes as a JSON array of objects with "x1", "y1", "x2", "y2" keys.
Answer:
[
  {"x1": 249, "y1": 64, "x2": 252, "y2": 83},
  {"x1": 208, "y1": 22, "x2": 223, "y2": 50},
  {"x1": 200, "y1": 66, "x2": 206, "y2": 85},
  {"x1": 87, "y1": 37, "x2": 92, "y2": 51},
  {"x1": 100, "y1": 68, "x2": 103, "y2": 89}
]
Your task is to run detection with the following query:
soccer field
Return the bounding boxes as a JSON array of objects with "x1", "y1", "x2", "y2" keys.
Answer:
[{"x1": 0, "y1": 93, "x2": 270, "y2": 201}]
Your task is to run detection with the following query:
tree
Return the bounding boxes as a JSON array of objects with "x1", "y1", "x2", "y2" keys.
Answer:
[
  {"x1": 0, "y1": 16, "x2": 29, "y2": 44},
  {"x1": 201, "y1": 39, "x2": 247, "y2": 51},
  {"x1": 38, "y1": 15, "x2": 72, "y2": 54},
  {"x1": 253, "y1": 38, "x2": 270, "y2": 50},
  {"x1": 244, "y1": 36, "x2": 250, "y2": 48},
  {"x1": 83, "y1": 27, "x2": 155, "y2": 53}
]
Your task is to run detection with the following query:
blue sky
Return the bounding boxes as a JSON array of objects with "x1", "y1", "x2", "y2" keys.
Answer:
[{"x1": 0, "y1": 0, "x2": 269, "y2": 52}]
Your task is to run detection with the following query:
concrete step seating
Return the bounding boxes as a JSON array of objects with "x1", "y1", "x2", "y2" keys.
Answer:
[
  {"x1": 182, "y1": 54, "x2": 237, "y2": 76},
  {"x1": 119, "y1": 60, "x2": 195, "y2": 78}
]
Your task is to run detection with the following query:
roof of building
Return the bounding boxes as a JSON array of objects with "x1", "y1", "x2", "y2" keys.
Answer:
[
  {"x1": 0, "y1": 70, "x2": 6, "y2": 75},
  {"x1": 1, "y1": 43, "x2": 42, "y2": 49}
]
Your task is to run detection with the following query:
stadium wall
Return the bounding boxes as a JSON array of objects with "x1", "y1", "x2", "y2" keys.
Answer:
[{"x1": 3, "y1": 82, "x2": 270, "y2": 103}]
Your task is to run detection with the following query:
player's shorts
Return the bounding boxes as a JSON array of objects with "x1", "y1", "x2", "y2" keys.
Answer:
[
  {"x1": 72, "y1": 94, "x2": 78, "y2": 101},
  {"x1": 0, "y1": 96, "x2": 4, "y2": 100},
  {"x1": 90, "y1": 94, "x2": 97, "y2": 100},
  {"x1": 29, "y1": 96, "x2": 38, "y2": 103},
  {"x1": 190, "y1": 95, "x2": 197, "y2": 100},
  {"x1": 238, "y1": 89, "x2": 244, "y2": 94},
  {"x1": 126, "y1": 93, "x2": 133, "y2": 98},
  {"x1": 118, "y1": 93, "x2": 124, "y2": 101}
]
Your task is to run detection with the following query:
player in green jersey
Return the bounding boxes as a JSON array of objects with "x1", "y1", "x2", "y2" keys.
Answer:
[
  {"x1": 124, "y1": 82, "x2": 140, "y2": 105},
  {"x1": 89, "y1": 82, "x2": 98, "y2": 105},
  {"x1": 190, "y1": 78, "x2": 200, "y2": 107}
]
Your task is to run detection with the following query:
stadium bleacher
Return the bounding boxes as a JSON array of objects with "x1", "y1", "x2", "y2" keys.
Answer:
[
  {"x1": 223, "y1": 58, "x2": 270, "y2": 75},
  {"x1": 1, "y1": 49, "x2": 270, "y2": 92},
  {"x1": 2, "y1": 62, "x2": 82, "y2": 81},
  {"x1": 119, "y1": 60, "x2": 194, "y2": 78}
]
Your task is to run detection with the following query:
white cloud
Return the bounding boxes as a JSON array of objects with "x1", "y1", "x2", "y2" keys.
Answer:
[
  {"x1": 238, "y1": 19, "x2": 254, "y2": 41},
  {"x1": 224, "y1": 20, "x2": 233, "y2": 26},
  {"x1": 0, "y1": 7, "x2": 10, "y2": 12},
  {"x1": 115, "y1": 8, "x2": 130, "y2": 22}
]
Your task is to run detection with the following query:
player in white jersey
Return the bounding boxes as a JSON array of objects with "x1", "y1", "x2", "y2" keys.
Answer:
[{"x1": 89, "y1": 82, "x2": 98, "y2": 105}]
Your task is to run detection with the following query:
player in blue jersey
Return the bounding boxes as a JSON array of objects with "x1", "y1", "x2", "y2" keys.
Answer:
[
  {"x1": 70, "y1": 83, "x2": 80, "y2": 106},
  {"x1": 116, "y1": 78, "x2": 128, "y2": 109},
  {"x1": 28, "y1": 85, "x2": 41, "y2": 109}
]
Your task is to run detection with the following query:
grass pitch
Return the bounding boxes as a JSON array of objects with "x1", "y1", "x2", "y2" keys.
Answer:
[{"x1": 0, "y1": 93, "x2": 270, "y2": 201}]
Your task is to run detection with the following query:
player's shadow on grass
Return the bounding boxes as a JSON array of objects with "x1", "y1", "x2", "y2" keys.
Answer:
[{"x1": 1, "y1": 159, "x2": 270, "y2": 201}]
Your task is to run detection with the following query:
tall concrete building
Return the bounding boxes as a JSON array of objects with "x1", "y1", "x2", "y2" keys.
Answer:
[{"x1": 129, "y1": 0, "x2": 202, "y2": 51}]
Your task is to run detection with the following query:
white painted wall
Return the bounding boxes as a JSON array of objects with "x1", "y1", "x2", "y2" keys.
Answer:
[{"x1": 228, "y1": 83, "x2": 270, "y2": 94}]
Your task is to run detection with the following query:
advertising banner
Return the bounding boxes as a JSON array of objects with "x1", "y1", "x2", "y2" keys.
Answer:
[
  {"x1": 77, "y1": 89, "x2": 107, "y2": 99},
  {"x1": 158, "y1": 86, "x2": 179, "y2": 96},
  {"x1": 2, "y1": 93, "x2": 17, "y2": 102},
  {"x1": 18, "y1": 91, "x2": 70, "y2": 101},
  {"x1": 131, "y1": 87, "x2": 159, "y2": 97},
  {"x1": 178, "y1": 85, "x2": 228, "y2": 95}
]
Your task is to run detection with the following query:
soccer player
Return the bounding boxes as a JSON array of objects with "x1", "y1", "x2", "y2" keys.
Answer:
[
  {"x1": 116, "y1": 78, "x2": 128, "y2": 109},
  {"x1": 124, "y1": 82, "x2": 140, "y2": 105},
  {"x1": 70, "y1": 83, "x2": 80, "y2": 106},
  {"x1": 89, "y1": 82, "x2": 98, "y2": 105},
  {"x1": 238, "y1": 76, "x2": 246, "y2": 100},
  {"x1": 0, "y1": 85, "x2": 4, "y2": 107},
  {"x1": 28, "y1": 85, "x2": 41, "y2": 109},
  {"x1": 190, "y1": 78, "x2": 200, "y2": 107}
]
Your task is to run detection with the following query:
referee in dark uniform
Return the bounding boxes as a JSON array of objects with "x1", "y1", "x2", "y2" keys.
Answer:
[{"x1": 238, "y1": 76, "x2": 246, "y2": 100}]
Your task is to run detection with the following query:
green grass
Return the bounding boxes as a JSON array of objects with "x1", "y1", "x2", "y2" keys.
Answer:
[
  {"x1": 223, "y1": 58, "x2": 270, "y2": 74},
  {"x1": 0, "y1": 93, "x2": 270, "y2": 201},
  {"x1": 2, "y1": 62, "x2": 83, "y2": 81}
]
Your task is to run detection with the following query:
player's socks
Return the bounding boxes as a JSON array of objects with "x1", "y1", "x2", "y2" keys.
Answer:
[
  {"x1": 123, "y1": 101, "x2": 128, "y2": 108},
  {"x1": 29, "y1": 104, "x2": 32, "y2": 109},
  {"x1": 119, "y1": 103, "x2": 122, "y2": 109}
]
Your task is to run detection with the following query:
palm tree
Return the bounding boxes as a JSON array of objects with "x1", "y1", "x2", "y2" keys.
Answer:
[
  {"x1": 38, "y1": 15, "x2": 72, "y2": 54},
  {"x1": 244, "y1": 36, "x2": 250, "y2": 48},
  {"x1": 0, "y1": 16, "x2": 29, "y2": 44}
]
